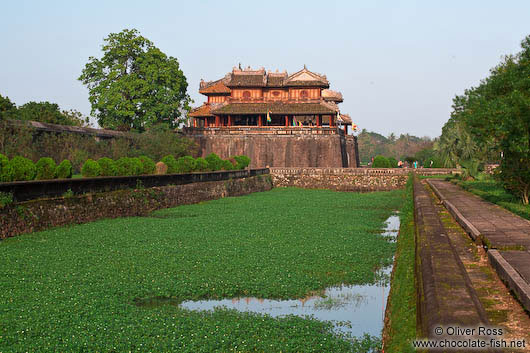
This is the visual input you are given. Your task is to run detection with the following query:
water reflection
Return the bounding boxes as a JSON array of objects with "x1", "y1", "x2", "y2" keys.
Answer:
[{"x1": 177, "y1": 213, "x2": 400, "y2": 337}]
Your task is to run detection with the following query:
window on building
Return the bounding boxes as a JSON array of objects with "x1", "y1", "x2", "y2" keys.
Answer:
[
  {"x1": 242, "y1": 91, "x2": 251, "y2": 100},
  {"x1": 300, "y1": 90, "x2": 308, "y2": 99}
]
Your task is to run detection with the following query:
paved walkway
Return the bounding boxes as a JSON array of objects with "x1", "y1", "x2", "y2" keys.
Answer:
[{"x1": 427, "y1": 179, "x2": 530, "y2": 312}]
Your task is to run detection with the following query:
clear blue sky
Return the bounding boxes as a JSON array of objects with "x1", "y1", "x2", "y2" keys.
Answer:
[{"x1": 1, "y1": 0, "x2": 528, "y2": 137}]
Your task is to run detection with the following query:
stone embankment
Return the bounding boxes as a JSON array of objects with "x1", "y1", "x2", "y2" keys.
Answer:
[
  {"x1": 271, "y1": 168, "x2": 458, "y2": 191},
  {"x1": 0, "y1": 175, "x2": 272, "y2": 239},
  {"x1": 427, "y1": 179, "x2": 530, "y2": 312},
  {"x1": 413, "y1": 179, "x2": 491, "y2": 343}
]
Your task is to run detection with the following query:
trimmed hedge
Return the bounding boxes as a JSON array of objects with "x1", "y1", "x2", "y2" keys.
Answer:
[
  {"x1": 205, "y1": 153, "x2": 224, "y2": 171},
  {"x1": 372, "y1": 155, "x2": 391, "y2": 168},
  {"x1": 194, "y1": 157, "x2": 208, "y2": 172},
  {"x1": 98, "y1": 157, "x2": 117, "y2": 176},
  {"x1": 233, "y1": 155, "x2": 251, "y2": 170},
  {"x1": 115, "y1": 157, "x2": 139, "y2": 176},
  {"x1": 81, "y1": 159, "x2": 101, "y2": 177},
  {"x1": 139, "y1": 156, "x2": 156, "y2": 175},
  {"x1": 36, "y1": 157, "x2": 57, "y2": 180},
  {"x1": 0, "y1": 154, "x2": 253, "y2": 181},
  {"x1": 176, "y1": 156, "x2": 196, "y2": 173},
  {"x1": 55, "y1": 160, "x2": 73, "y2": 179},
  {"x1": 9, "y1": 156, "x2": 36, "y2": 181},
  {"x1": 161, "y1": 155, "x2": 178, "y2": 174},
  {"x1": 0, "y1": 153, "x2": 12, "y2": 182}
]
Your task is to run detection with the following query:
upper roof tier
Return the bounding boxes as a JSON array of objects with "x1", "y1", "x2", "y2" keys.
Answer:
[{"x1": 199, "y1": 66, "x2": 330, "y2": 93}]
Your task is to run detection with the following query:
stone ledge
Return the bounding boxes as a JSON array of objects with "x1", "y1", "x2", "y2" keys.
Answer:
[{"x1": 488, "y1": 250, "x2": 530, "y2": 312}]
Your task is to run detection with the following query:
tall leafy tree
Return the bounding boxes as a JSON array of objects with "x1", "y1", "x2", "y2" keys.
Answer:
[
  {"x1": 79, "y1": 29, "x2": 191, "y2": 131},
  {"x1": 450, "y1": 35, "x2": 530, "y2": 204},
  {"x1": 17, "y1": 101, "x2": 88, "y2": 126},
  {"x1": 0, "y1": 94, "x2": 17, "y2": 120}
]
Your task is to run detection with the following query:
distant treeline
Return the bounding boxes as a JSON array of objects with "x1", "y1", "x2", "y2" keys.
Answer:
[{"x1": 356, "y1": 129, "x2": 436, "y2": 166}]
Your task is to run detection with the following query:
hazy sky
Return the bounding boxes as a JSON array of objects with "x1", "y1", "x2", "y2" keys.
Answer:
[{"x1": 1, "y1": 0, "x2": 528, "y2": 138}]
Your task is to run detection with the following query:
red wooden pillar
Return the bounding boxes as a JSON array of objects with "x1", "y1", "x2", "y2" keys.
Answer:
[
  {"x1": 228, "y1": 115, "x2": 232, "y2": 127},
  {"x1": 215, "y1": 115, "x2": 220, "y2": 127},
  {"x1": 193, "y1": 118, "x2": 197, "y2": 128},
  {"x1": 316, "y1": 115, "x2": 321, "y2": 127},
  {"x1": 330, "y1": 114, "x2": 335, "y2": 127},
  {"x1": 344, "y1": 124, "x2": 348, "y2": 134},
  {"x1": 204, "y1": 117, "x2": 209, "y2": 127},
  {"x1": 285, "y1": 115, "x2": 289, "y2": 127},
  {"x1": 258, "y1": 115, "x2": 262, "y2": 127}
]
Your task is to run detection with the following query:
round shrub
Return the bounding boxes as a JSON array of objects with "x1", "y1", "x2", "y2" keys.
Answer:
[
  {"x1": 35, "y1": 157, "x2": 57, "y2": 180},
  {"x1": 139, "y1": 156, "x2": 156, "y2": 175},
  {"x1": 9, "y1": 156, "x2": 36, "y2": 181},
  {"x1": 115, "y1": 157, "x2": 138, "y2": 176},
  {"x1": 81, "y1": 159, "x2": 101, "y2": 177},
  {"x1": 387, "y1": 157, "x2": 398, "y2": 168},
  {"x1": 205, "y1": 153, "x2": 223, "y2": 171},
  {"x1": 55, "y1": 160, "x2": 73, "y2": 179},
  {"x1": 221, "y1": 159, "x2": 235, "y2": 170},
  {"x1": 98, "y1": 157, "x2": 117, "y2": 176},
  {"x1": 176, "y1": 156, "x2": 196, "y2": 173},
  {"x1": 233, "y1": 155, "x2": 251, "y2": 170},
  {"x1": 0, "y1": 153, "x2": 13, "y2": 182},
  {"x1": 161, "y1": 155, "x2": 178, "y2": 174},
  {"x1": 194, "y1": 157, "x2": 209, "y2": 172},
  {"x1": 129, "y1": 157, "x2": 143, "y2": 176},
  {"x1": 372, "y1": 155, "x2": 391, "y2": 168}
]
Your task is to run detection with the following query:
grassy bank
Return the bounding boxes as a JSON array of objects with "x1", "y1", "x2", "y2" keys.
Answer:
[
  {"x1": 383, "y1": 177, "x2": 416, "y2": 352},
  {"x1": 1, "y1": 187, "x2": 404, "y2": 352},
  {"x1": 452, "y1": 176, "x2": 530, "y2": 220}
]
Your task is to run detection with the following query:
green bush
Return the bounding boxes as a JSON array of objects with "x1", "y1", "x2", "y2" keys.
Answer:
[
  {"x1": 387, "y1": 157, "x2": 398, "y2": 168},
  {"x1": 81, "y1": 159, "x2": 101, "y2": 177},
  {"x1": 161, "y1": 155, "x2": 178, "y2": 174},
  {"x1": 372, "y1": 155, "x2": 391, "y2": 168},
  {"x1": 55, "y1": 160, "x2": 73, "y2": 179},
  {"x1": 97, "y1": 157, "x2": 117, "y2": 176},
  {"x1": 0, "y1": 191, "x2": 13, "y2": 208},
  {"x1": 129, "y1": 157, "x2": 143, "y2": 176},
  {"x1": 194, "y1": 157, "x2": 209, "y2": 172},
  {"x1": 9, "y1": 156, "x2": 36, "y2": 181},
  {"x1": 139, "y1": 156, "x2": 156, "y2": 175},
  {"x1": 176, "y1": 156, "x2": 196, "y2": 173},
  {"x1": 0, "y1": 153, "x2": 13, "y2": 182},
  {"x1": 233, "y1": 155, "x2": 251, "y2": 170},
  {"x1": 35, "y1": 157, "x2": 57, "y2": 180},
  {"x1": 221, "y1": 159, "x2": 235, "y2": 171},
  {"x1": 205, "y1": 153, "x2": 224, "y2": 171},
  {"x1": 115, "y1": 157, "x2": 139, "y2": 176}
]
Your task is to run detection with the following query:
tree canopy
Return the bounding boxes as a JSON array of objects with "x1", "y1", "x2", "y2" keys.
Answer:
[
  {"x1": 0, "y1": 95, "x2": 17, "y2": 120},
  {"x1": 79, "y1": 29, "x2": 191, "y2": 131},
  {"x1": 443, "y1": 35, "x2": 530, "y2": 204},
  {"x1": 17, "y1": 102, "x2": 89, "y2": 126},
  {"x1": 0, "y1": 95, "x2": 89, "y2": 126}
]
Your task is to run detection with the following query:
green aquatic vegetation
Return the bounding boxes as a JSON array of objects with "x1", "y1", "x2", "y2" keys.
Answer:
[
  {"x1": 0, "y1": 187, "x2": 403, "y2": 351},
  {"x1": 383, "y1": 177, "x2": 417, "y2": 352}
]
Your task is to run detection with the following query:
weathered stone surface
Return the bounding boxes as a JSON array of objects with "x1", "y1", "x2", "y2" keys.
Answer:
[
  {"x1": 0, "y1": 175, "x2": 272, "y2": 239},
  {"x1": 414, "y1": 179, "x2": 490, "y2": 344},
  {"x1": 155, "y1": 161, "x2": 168, "y2": 175},
  {"x1": 427, "y1": 179, "x2": 530, "y2": 312},
  {"x1": 189, "y1": 133, "x2": 359, "y2": 168}
]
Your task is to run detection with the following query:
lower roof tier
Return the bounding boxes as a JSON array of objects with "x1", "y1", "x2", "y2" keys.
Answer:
[{"x1": 189, "y1": 102, "x2": 338, "y2": 117}]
